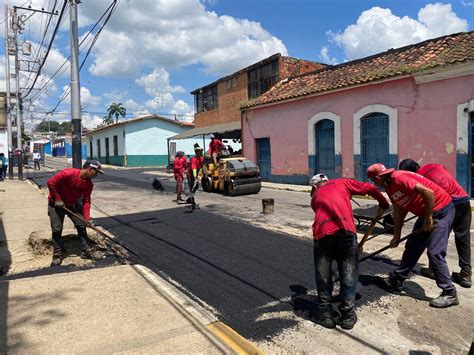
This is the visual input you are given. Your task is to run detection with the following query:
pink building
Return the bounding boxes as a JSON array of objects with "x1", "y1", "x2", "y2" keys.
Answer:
[{"x1": 241, "y1": 31, "x2": 474, "y2": 196}]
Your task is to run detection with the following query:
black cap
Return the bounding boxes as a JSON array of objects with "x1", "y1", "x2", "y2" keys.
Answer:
[
  {"x1": 83, "y1": 160, "x2": 104, "y2": 174},
  {"x1": 399, "y1": 159, "x2": 419, "y2": 172}
]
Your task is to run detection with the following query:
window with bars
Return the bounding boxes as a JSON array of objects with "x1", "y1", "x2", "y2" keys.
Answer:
[
  {"x1": 361, "y1": 113, "x2": 389, "y2": 181},
  {"x1": 247, "y1": 60, "x2": 279, "y2": 99},
  {"x1": 315, "y1": 119, "x2": 336, "y2": 178},
  {"x1": 195, "y1": 85, "x2": 218, "y2": 113}
]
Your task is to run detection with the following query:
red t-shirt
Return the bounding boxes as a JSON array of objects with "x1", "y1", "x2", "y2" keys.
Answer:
[
  {"x1": 386, "y1": 170, "x2": 451, "y2": 217},
  {"x1": 311, "y1": 179, "x2": 389, "y2": 240},
  {"x1": 208, "y1": 139, "x2": 225, "y2": 155},
  {"x1": 417, "y1": 163, "x2": 468, "y2": 199},
  {"x1": 47, "y1": 168, "x2": 93, "y2": 221},
  {"x1": 173, "y1": 156, "x2": 188, "y2": 176},
  {"x1": 187, "y1": 156, "x2": 204, "y2": 176}
]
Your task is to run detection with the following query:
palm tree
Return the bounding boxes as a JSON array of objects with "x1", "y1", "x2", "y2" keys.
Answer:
[
  {"x1": 107, "y1": 102, "x2": 127, "y2": 123},
  {"x1": 102, "y1": 115, "x2": 114, "y2": 126}
]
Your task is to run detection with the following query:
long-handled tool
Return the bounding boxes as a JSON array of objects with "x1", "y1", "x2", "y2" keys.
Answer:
[
  {"x1": 62, "y1": 206, "x2": 111, "y2": 239},
  {"x1": 359, "y1": 228, "x2": 424, "y2": 263},
  {"x1": 357, "y1": 206, "x2": 386, "y2": 253},
  {"x1": 331, "y1": 228, "x2": 425, "y2": 284}
]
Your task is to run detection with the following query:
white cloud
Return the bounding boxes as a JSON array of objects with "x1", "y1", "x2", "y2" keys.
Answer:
[
  {"x1": 329, "y1": 3, "x2": 469, "y2": 60},
  {"x1": 80, "y1": 0, "x2": 287, "y2": 77},
  {"x1": 461, "y1": 1, "x2": 474, "y2": 7},
  {"x1": 319, "y1": 46, "x2": 338, "y2": 65},
  {"x1": 60, "y1": 85, "x2": 101, "y2": 108},
  {"x1": 81, "y1": 113, "x2": 103, "y2": 129},
  {"x1": 136, "y1": 68, "x2": 185, "y2": 96}
]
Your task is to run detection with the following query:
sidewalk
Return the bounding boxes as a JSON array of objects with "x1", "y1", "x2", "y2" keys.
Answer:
[{"x1": 0, "y1": 179, "x2": 261, "y2": 354}]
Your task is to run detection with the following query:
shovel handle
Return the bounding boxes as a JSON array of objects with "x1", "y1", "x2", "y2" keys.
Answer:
[{"x1": 359, "y1": 228, "x2": 424, "y2": 263}]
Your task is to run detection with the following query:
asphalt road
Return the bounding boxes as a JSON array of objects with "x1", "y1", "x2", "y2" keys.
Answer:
[
  {"x1": 28, "y1": 158, "x2": 474, "y2": 353},
  {"x1": 28, "y1": 159, "x2": 316, "y2": 342}
]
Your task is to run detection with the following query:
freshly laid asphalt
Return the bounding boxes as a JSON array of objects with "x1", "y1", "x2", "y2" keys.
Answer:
[{"x1": 29, "y1": 164, "x2": 315, "y2": 341}]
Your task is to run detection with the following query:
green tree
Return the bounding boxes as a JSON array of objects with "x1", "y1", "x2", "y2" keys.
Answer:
[{"x1": 107, "y1": 102, "x2": 126, "y2": 123}]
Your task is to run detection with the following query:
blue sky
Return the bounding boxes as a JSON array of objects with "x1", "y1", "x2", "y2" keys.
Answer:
[{"x1": 1, "y1": 0, "x2": 473, "y2": 129}]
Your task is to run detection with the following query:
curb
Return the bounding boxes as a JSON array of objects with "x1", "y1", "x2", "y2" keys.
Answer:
[{"x1": 132, "y1": 264, "x2": 263, "y2": 354}]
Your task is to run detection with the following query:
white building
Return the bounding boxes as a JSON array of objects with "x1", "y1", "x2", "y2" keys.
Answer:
[{"x1": 84, "y1": 115, "x2": 202, "y2": 167}]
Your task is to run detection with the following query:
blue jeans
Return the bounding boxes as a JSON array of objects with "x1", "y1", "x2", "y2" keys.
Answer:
[
  {"x1": 1, "y1": 165, "x2": 7, "y2": 179},
  {"x1": 392, "y1": 203, "x2": 455, "y2": 292},
  {"x1": 313, "y1": 230, "x2": 358, "y2": 313}
]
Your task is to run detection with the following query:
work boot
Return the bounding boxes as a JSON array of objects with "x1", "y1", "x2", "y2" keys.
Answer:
[
  {"x1": 81, "y1": 248, "x2": 104, "y2": 261},
  {"x1": 429, "y1": 290, "x2": 459, "y2": 308},
  {"x1": 379, "y1": 274, "x2": 404, "y2": 294},
  {"x1": 312, "y1": 310, "x2": 337, "y2": 329},
  {"x1": 451, "y1": 270, "x2": 472, "y2": 288},
  {"x1": 340, "y1": 310, "x2": 358, "y2": 330},
  {"x1": 50, "y1": 253, "x2": 63, "y2": 267},
  {"x1": 419, "y1": 267, "x2": 435, "y2": 280}
]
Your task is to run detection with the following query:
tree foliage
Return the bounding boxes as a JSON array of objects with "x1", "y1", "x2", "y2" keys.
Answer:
[
  {"x1": 107, "y1": 102, "x2": 126, "y2": 123},
  {"x1": 35, "y1": 121, "x2": 72, "y2": 135}
]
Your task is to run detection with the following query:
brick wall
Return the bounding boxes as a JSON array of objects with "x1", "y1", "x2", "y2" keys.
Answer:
[
  {"x1": 194, "y1": 71, "x2": 248, "y2": 127},
  {"x1": 194, "y1": 56, "x2": 327, "y2": 128},
  {"x1": 279, "y1": 57, "x2": 326, "y2": 79}
]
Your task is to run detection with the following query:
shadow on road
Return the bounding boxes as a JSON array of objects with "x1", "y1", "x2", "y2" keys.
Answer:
[{"x1": 93, "y1": 205, "x2": 430, "y2": 342}]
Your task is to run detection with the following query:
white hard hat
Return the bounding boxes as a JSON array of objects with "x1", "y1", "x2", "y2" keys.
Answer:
[{"x1": 309, "y1": 173, "x2": 329, "y2": 186}]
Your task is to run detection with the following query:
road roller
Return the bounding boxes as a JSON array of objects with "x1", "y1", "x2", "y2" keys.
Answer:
[{"x1": 201, "y1": 156, "x2": 262, "y2": 196}]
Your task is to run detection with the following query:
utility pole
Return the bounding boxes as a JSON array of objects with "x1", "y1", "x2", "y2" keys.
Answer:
[
  {"x1": 12, "y1": 7, "x2": 23, "y2": 180},
  {"x1": 69, "y1": 0, "x2": 82, "y2": 168},
  {"x1": 4, "y1": 5, "x2": 14, "y2": 179}
]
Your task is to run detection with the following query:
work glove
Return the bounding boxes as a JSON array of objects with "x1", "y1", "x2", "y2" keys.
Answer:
[{"x1": 54, "y1": 200, "x2": 64, "y2": 208}]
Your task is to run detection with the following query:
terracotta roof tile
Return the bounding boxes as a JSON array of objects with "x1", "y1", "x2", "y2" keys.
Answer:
[{"x1": 242, "y1": 31, "x2": 474, "y2": 109}]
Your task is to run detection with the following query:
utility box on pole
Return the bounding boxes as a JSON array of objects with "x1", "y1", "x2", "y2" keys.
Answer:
[{"x1": 70, "y1": 0, "x2": 82, "y2": 168}]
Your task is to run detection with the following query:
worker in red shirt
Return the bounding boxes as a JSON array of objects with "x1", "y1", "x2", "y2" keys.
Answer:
[
  {"x1": 208, "y1": 134, "x2": 225, "y2": 165},
  {"x1": 367, "y1": 163, "x2": 458, "y2": 308},
  {"x1": 399, "y1": 159, "x2": 471, "y2": 288},
  {"x1": 173, "y1": 151, "x2": 188, "y2": 202},
  {"x1": 47, "y1": 160, "x2": 103, "y2": 267},
  {"x1": 186, "y1": 146, "x2": 204, "y2": 210},
  {"x1": 310, "y1": 173, "x2": 389, "y2": 330}
]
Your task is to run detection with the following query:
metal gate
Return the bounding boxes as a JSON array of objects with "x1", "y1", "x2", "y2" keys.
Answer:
[
  {"x1": 315, "y1": 119, "x2": 335, "y2": 178},
  {"x1": 361, "y1": 113, "x2": 389, "y2": 181},
  {"x1": 256, "y1": 138, "x2": 271, "y2": 181}
]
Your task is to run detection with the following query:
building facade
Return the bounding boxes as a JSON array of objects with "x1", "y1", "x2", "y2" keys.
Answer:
[
  {"x1": 85, "y1": 115, "x2": 197, "y2": 167},
  {"x1": 191, "y1": 53, "x2": 326, "y2": 128},
  {"x1": 241, "y1": 32, "x2": 474, "y2": 195}
]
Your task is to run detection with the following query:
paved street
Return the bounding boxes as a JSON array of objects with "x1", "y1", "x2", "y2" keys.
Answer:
[{"x1": 26, "y1": 157, "x2": 474, "y2": 354}]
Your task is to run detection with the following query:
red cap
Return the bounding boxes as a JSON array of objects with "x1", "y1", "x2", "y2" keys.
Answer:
[{"x1": 367, "y1": 163, "x2": 394, "y2": 179}]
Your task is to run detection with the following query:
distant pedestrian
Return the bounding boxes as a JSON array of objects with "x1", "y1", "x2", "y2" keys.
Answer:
[
  {"x1": 47, "y1": 160, "x2": 104, "y2": 266},
  {"x1": 310, "y1": 173, "x2": 389, "y2": 329},
  {"x1": 0, "y1": 153, "x2": 7, "y2": 179},
  {"x1": 368, "y1": 163, "x2": 458, "y2": 308},
  {"x1": 399, "y1": 159, "x2": 471, "y2": 288},
  {"x1": 173, "y1": 151, "x2": 188, "y2": 202},
  {"x1": 33, "y1": 151, "x2": 41, "y2": 170},
  {"x1": 186, "y1": 145, "x2": 204, "y2": 210}
]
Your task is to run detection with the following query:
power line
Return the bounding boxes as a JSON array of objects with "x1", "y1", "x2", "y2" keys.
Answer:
[
  {"x1": 21, "y1": 0, "x2": 59, "y2": 93},
  {"x1": 22, "y1": 0, "x2": 67, "y2": 99},
  {"x1": 47, "y1": 0, "x2": 119, "y2": 114},
  {"x1": 29, "y1": 0, "x2": 117, "y2": 104}
]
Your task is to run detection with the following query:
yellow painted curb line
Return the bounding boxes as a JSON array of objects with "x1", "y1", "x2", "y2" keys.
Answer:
[{"x1": 208, "y1": 322, "x2": 264, "y2": 355}]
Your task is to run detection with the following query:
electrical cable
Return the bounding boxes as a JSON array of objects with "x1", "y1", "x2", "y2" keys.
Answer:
[
  {"x1": 47, "y1": 0, "x2": 118, "y2": 114},
  {"x1": 22, "y1": 0, "x2": 67, "y2": 99},
  {"x1": 29, "y1": 1, "x2": 116, "y2": 104}
]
